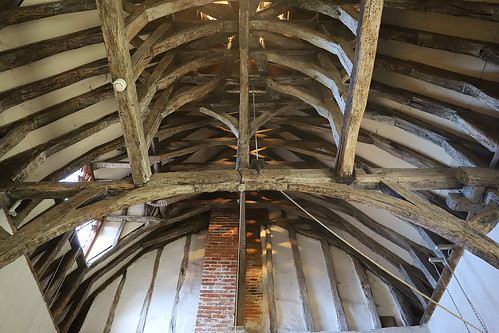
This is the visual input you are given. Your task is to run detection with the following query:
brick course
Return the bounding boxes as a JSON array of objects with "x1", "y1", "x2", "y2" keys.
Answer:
[{"x1": 195, "y1": 209, "x2": 239, "y2": 332}]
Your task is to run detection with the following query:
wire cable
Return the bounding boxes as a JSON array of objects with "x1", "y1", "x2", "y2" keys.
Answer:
[{"x1": 257, "y1": 170, "x2": 487, "y2": 333}]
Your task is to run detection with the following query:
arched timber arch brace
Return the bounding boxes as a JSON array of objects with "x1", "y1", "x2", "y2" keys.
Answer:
[{"x1": 1, "y1": 168, "x2": 498, "y2": 269}]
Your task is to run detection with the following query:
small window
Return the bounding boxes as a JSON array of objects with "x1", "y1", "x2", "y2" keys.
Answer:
[{"x1": 61, "y1": 165, "x2": 102, "y2": 257}]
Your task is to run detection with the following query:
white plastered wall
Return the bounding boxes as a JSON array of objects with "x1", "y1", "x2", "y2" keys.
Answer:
[
  {"x1": 428, "y1": 226, "x2": 499, "y2": 333},
  {"x1": 0, "y1": 209, "x2": 57, "y2": 333}
]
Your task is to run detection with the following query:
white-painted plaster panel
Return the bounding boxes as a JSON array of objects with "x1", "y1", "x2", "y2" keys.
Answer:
[
  {"x1": 110, "y1": 250, "x2": 158, "y2": 333},
  {"x1": 348, "y1": 202, "x2": 428, "y2": 248},
  {"x1": 143, "y1": 238, "x2": 186, "y2": 333},
  {"x1": 0, "y1": 257, "x2": 57, "y2": 333},
  {"x1": 174, "y1": 231, "x2": 207, "y2": 333},
  {"x1": 80, "y1": 277, "x2": 121, "y2": 333},
  {"x1": 296, "y1": 233, "x2": 339, "y2": 331},
  {"x1": 330, "y1": 246, "x2": 372, "y2": 331},
  {"x1": 271, "y1": 225, "x2": 306, "y2": 331},
  {"x1": 89, "y1": 249, "x2": 141, "y2": 295},
  {"x1": 428, "y1": 226, "x2": 499, "y2": 333},
  {"x1": 366, "y1": 271, "x2": 403, "y2": 326}
]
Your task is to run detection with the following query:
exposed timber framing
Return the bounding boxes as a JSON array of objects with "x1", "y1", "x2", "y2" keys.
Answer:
[
  {"x1": 235, "y1": 191, "x2": 246, "y2": 326},
  {"x1": 96, "y1": 0, "x2": 152, "y2": 185},
  {"x1": 169, "y1": 235, "x2": 191, "y2": 333},
  {"x1": 136, "y1": 248, "x2": 163, "y2": 333},
  {"x1": 238, "y1": 0, "x2": 250, "y2": 169},
  {"x1": 288, "y1": 228, "x2": 314, "y2": 331},
  {"x1": 352, "y1": 257, "x2": 382, "y2": 329},
  {"x1": 103, "y1": 272, "x2": 127, "y2": 333},
  {"x1": 2, "y1": 168, "x2": 499, "y2": 269},
  {"x1": 320, "y1": 239, "x2": 348, "y2": 330},
  {"x1": 334, "y1": 0, "x2": 384, "y2": 179},
  {"x1": 261, "y1": 225, "x2": 277, "y2": 333}
]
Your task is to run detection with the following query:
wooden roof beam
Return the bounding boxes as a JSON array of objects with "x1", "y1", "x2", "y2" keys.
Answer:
[
  {"x1": 334, "y1": 0, "x2": 383, "y2": 180},
  {"x1": 238, "y1": 0, "x2": 251, "y2": 169},
  {"x1": 96, "y1": 0, "x2": 152, "y2": 185}
]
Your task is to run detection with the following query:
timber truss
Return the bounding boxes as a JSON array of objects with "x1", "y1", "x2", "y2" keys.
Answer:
[{"x1": 0, "y1": 0, "x2": 498, "y2": 331}]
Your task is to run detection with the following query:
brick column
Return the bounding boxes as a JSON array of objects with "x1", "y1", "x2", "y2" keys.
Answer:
[
  {"x1": 244, "y1": 222, "x2": 265, "y2": 331},
  {"x1": 195, "y1": 209, "x2": 239, "y2": 332}
]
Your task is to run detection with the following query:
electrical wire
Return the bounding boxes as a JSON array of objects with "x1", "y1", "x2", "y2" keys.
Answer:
[
  {"x1": 431, "y1": 262, "x2": 471, "y2": 333},
  {"x1": 443, "y1": 251, "x2": 489, "y2": 333},
  {"x1": 257, "y1": 170, "x2": 487, "y2": 333}
]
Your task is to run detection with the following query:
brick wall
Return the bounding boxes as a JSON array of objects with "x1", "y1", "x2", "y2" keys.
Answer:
[
  {"x1": 195, "y1": 209, "x2": 239, "y2": 332},
  {"x1": 244, "y1": 221, "x2": 265, "y2": 332}
]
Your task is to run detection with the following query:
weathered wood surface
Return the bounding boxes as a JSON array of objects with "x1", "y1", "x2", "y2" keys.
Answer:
[
  {"x1": 252, "y1": 20, "x2": 354, "y2": 74},
  {"x1": 375, "y1": 55, "x2": 499, "y2": 110},
  {"x1": 136, "y1": 248, "x2": 162, "y2": 333},
  {"x1": 0, "y1": 27, "x2": 103, "y2": 72},
  {"x1": 335, "y1": 0, "x2": 384, "y2": 179},
  {"x1": 380, "y1": 24, "x2": 499, "y2": 67},
  {"x1": 0, "y1": 59, "x2": 109, "y2": 113},
  {"x1": 364, "y1": 106, "x2": 490, "y2": 167},
  {"x1": 420, "y1": 247, "x2": 464, "y2": 323},
  {"x1": 288, "y1": 229, "x2": 314, "y2": 331},
  {"x1": 320, "y1": 239, "x2": 348, "y2": 330},
  {"x1": 96, "y1": 0, "x2": 152, "y2": 185},
  {"x1": 1, "y1": 168, "x2": 499, "y2": 269},
  {"x1": 352, "y1": 258, "x2": 382, "y2": 329},
  {"x1": 369, "y1": 82, "x2": 499, "y2": 152},
  {"x1": 235, "y1": 191, "x2": 246, "y2": 326},
  {"x1": 0, "y1": 0, "x2": 96, "y2": 28},
  {"x1": 2, "y1": 167, "x2": 465, "y2": 200},
  {"x1": 169, "y1": 235, "x2": 191, "y2": 332},
  {"x1": 275, "y1": 0, "x2": 359, "y2": 34},
  {"x1": 457, "y1": 167, "x2": 499, "y2": 186},
  {"x1": 262, "y1": 226, "x2": 277, "y2": 332},
  {"x1": 238, "y1": 0, "x2": 250, "y2": 169},
  {"x1": 384, "y1": 0, "x2": 499, "y2": 22},
  {"x1": 103, "y1": 272, "x2": 127, "y2": 333}
]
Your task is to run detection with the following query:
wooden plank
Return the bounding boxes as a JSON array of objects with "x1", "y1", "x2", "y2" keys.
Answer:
[
  {"x1": 131, "y1": 22, "x2": 172, "y2": 80},
  {"x1": 0, "y1": 27, "x2": 103, "y2": 72},
  {"x1": 274, "y1": 0, "x2": 359, "y2": 34},
  {"x1": 2, "y1": 169, "x2": 499, "y2": 269},
  {"x1": 0, "y1": 0, "x2": 96, "y2": 28},
  {"x1": 103, "y1": 272, "x2": 127, "y2": 333},
  {"x1": 251, "y1": 20, "x2": 354, "y2": 74},
  {"x1": 384, "y1": 0, "x2": 499, "y2": 22},
  {"x1": 169, "y1": 235, "x2": 191, "y2": 332},
  {"x1": 261, "y1": 226, "x2": 277, "y2": 332},
  {"x1": 200, "y1": 107, "x2": 239, "y2": 138},
  {"x1": 457, "y1": 167, "x2": 499, "y2": 187},
  {"x1": 288, "y1": 229, "x2": 314, "y2": 331},
  {"x1": 146, "y1": 0, "x2": 216, "y2": 21},
  {"x1": 334, "y1": 0, "x2": 383, "y2": 179},
  {"x1": 420, "y1": 247, "x2": 464, "y2": 323},
  {"x1": 320, "y1": 239, "x2": 348, "y2": 330},
  {"x1": 388, "y1": 283, "x2": 418, "y2": 326},
  {"x1": 96, "y1": 0, "x2": 152, "y2": 185},
  {"x1": 369, "y1": 81, "x2": 499, "y2": 152},
  {"x1": 138, "y1": 51, "x2": 175, "y2": 114},
  {"x1": 375, "y1": 55, "x2": 499, "y2": 110},
  {"x1": 235, "y1": 191, "x2": 246, "y2": 326},
  {"x1": 353, "y1": 258, "x2": 382, "y2": 329},
  {"x1": 136, "y1": 248, "x2": 163, "y2": 333},
  {"x1": 0, "y1": 58, "x2": 108, "y2": 114}
]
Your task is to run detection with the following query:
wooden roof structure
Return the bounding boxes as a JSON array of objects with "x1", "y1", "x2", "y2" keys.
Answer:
[{"x1": 0, "y1": 0, "x2": 498, "y2": 331}]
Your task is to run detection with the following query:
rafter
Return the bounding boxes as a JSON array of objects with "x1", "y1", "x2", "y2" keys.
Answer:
[
  {"x1": 96, "y1": 0, "x2": 151, "y2": 185},
  {"x1": 334, "y1": 0, "x2": 384, "y2": 179}
]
